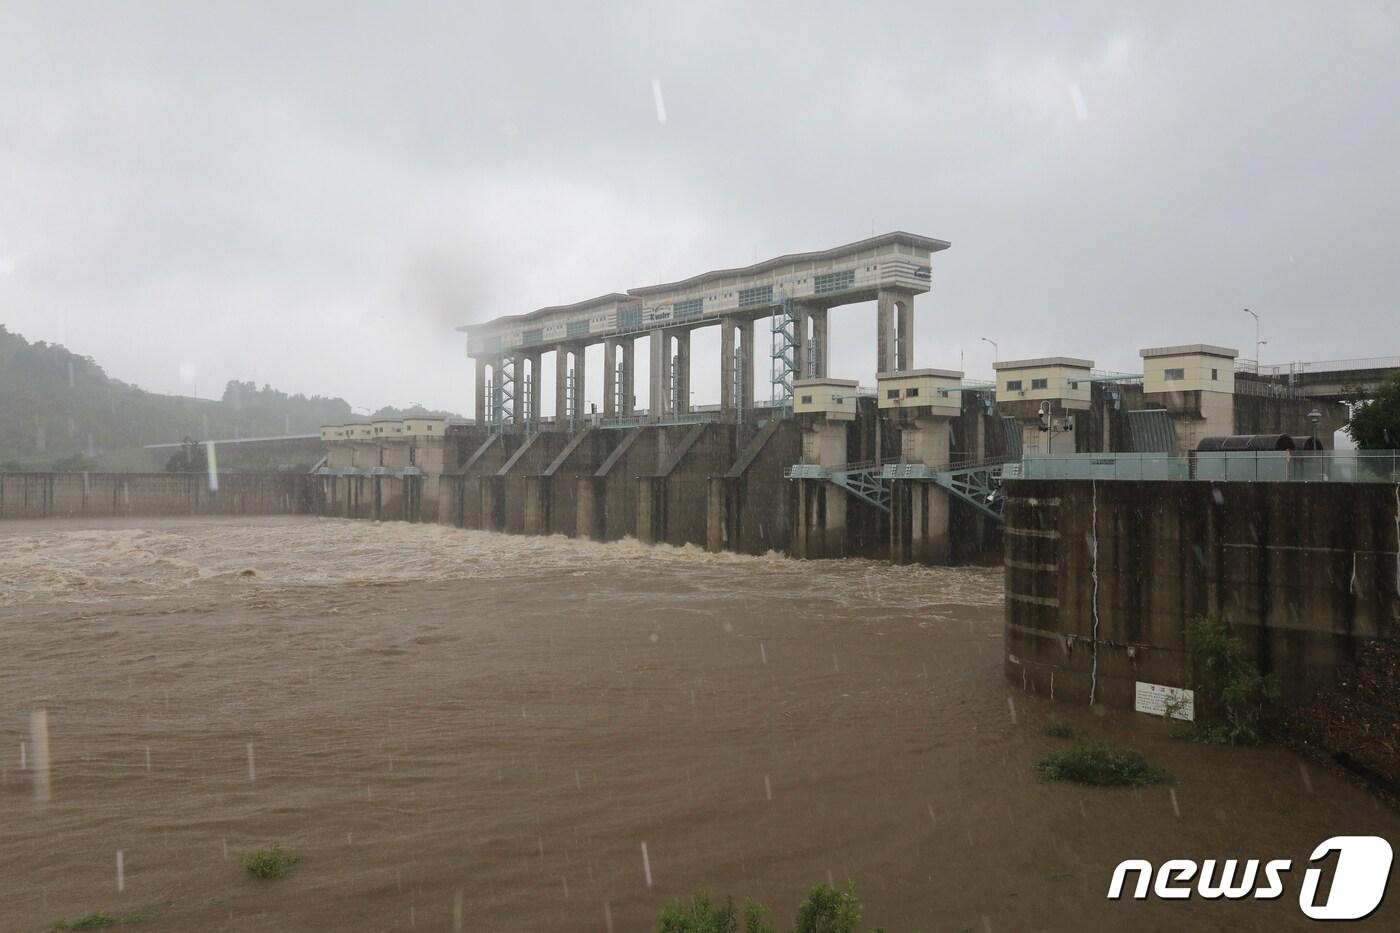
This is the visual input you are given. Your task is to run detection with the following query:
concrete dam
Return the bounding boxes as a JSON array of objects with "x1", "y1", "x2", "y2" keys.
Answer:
[{"x1": 5, "y1": 231, "x2": 1396, "y2": 728}]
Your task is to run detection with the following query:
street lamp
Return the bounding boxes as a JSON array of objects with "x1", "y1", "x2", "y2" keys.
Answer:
[
  {"x1": 1308, "y1": 408, "x2": 1322, "y2": 447},
  {"x1": 1244, "y1": 309, "x2": 1262, "y2": 369},
  {"x1": 980, "y1": 336, "x2": 998, "y2": 363}
]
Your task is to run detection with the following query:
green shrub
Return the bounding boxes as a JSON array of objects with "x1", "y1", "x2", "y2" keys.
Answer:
[
  {"x1": 793, "y1": 882, "x2": 861, "y2": 933},
  {"x1": 655, "y1": 892, "x2": 774, "y2": 933},
  {"x1": 241, "y1": 845, "x2": 299, "y2": 879},
  {"x1": 1035, "y1": 743, "x2": 1170, "y2": 787},
  {"x1": 1185, "y1": 615, "x2": 1280, "y2": 745}
]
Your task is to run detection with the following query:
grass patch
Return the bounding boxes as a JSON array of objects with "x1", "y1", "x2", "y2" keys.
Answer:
[
  {"x1": 240, "y1": 845, "x2": 299, "y2": 879},
  {"x1": 1042, "y1": 719, "x2": 1077, "y2": 739},
  {"x1": 50, "y1": 901, "x2": 171, "y2": 930},
  {"x1": 655, "y1": 891, "x2": 774, "y2": 933},
  {"x1": 54, "y1": 913, "x2": 116, "y2": 931},
  {"x1": 654, "y1": 882, "x2": 865, "y2": 933},
  {"x1": 1035, "y1": 743, "x2": 1170, "y2": 787}
]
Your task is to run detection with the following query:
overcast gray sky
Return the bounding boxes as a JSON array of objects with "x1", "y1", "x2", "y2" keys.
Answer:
[{"x1": 2, "y1": 1, "x2": 1396, "y2": 415}]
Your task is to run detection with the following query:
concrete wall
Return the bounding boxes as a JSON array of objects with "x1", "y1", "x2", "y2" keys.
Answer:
[
  {"x1": 0, "y1": 472, "x2": 323, "y2": 519},
  {"x1": 580, "y1": 427, "x2": 660, "y2": 542},
  {"x1": 483, "y1": 432, "x2": 569, "y2": 534},
  {"x1": 707, "y1": 420, "x2": 801, "y2": 554},
  {"x1": 1004, "y1": 478, "x2": 1400, "y2": 711},
  {"x1": 524, "y1": 429, "x2": 618, "y2": 537},
  {"x1": 319, "y1": 474, "x2": 421, "y2": 522},
  {"x1": 638, "y1": 423, "x2": 735, "y2": 548},
  {"x1": 1233, "y1": 394, "x2": 1348, "y2": 446},
  {"x1": 439, "y1": 433, "x2": 520, "y2": 529}
]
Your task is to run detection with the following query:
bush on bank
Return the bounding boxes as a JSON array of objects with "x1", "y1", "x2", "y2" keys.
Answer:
[
  {"x1": 655, "y1": 882, "x2": 866, "y2": 933},
  {"x1": 1182, "y1": 615, "x2": 1279, "y2": 745}
]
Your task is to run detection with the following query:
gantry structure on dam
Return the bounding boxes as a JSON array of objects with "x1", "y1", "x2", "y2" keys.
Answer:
[{"x1": 458, "y1": 231, "x2": 952, "y2": 430}]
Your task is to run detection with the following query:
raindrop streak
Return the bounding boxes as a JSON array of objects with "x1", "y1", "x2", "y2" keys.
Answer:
[
  {"x1": 452, "y1": 889, "x2": 463, "y2": 932},
  {"x1": 246, "y1": 743, "x2": 256, "y2": 782},
  {"x1": 764, "y1": 774, "x2": 772, "y2": 801},
  {"x1": 1006, "y1": 696, "x2": 1017, "y2": 724},
  {"x1": 116, "y1": 850, "x2": 125, "y2": 892},
  {"x1": 650, "y1": 78, "x2": 667, "y2": 125},
  {"x1": 206, "y1": 441, "x2": 219, "y2": 492},
  {"x1": 759, "y1": 644, "x2": 767, "y2": 665},
  {"x1": 926, "y1": 803, "x2": 937, "y2": 826},
  {"x1": 561, "y1": 876, "x2": 570, "y2": 898},
  {"x1": 604, "y1": 901, "x2": 615, "y2": 933},
  {"x1": 1169, "y1": 789, "x2": 1181, "y2": 818},
  {"x1": 30, "y1": 710, "x2": 51, "y2": 805},
  {"x1": 19, "y1": 741, "x2": 25, "y2": 770},
  {"x1": 145, "y1": 746, "x2": 151, "y2": 773},
  {"x1": 641, "y1": 841, "x2": 653, "y2": 887},
  {"x1": 832, "y1": 653, "x2": 840, "y2": 673},
  {"x1": 1298, "y1": 762, "x2": 1314, "y2": 794}
]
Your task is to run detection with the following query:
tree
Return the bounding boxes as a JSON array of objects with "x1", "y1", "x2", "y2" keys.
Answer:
[{"x1": 1345, "y1": 371, "x2": 1400, "y2": 449}]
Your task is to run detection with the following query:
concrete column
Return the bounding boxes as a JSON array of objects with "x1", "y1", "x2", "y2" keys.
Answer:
[
  {"x1": 739, "y1": 318, "x2": 755, "y2": 415},
  {"x1": 877, "y1": 292, "x2": 896, "y2": 373},
  {"x1": 573, "y1": 346, "x2": 588, "y2": 424},
  {"x1": 810, "y1": 308, "x2": 829, "y2": 378},
  {"x1": 621, "y1": 338, "x2": 636, "y2": 416},
  {"x1": 603, "y1": 340, "x2": 618, "y2": 417},
  {"x1": 897, "y1": 297, "x2": 914, "y2": 371},
  {"x1": 523, "y1": 352, "x2": 542, "y2": 428},
  {"x1": 673, "y1": 329, "x2": 691, "y2": 415},
  {"x1": 720, "y1": 319, "x2": 737, "y2": 420},
  {"x1": 795, "y1": 310, "x2": 810, "y2": 379},
  {"x1": 473, "y1": 359, "x2": 486, "y2": 425},
  {"x1": 649, "y1": 329, "x2": 667, "y2": 422},
  {"x1": 554, "y1": 348, "x2": 569, "y2": 431}
]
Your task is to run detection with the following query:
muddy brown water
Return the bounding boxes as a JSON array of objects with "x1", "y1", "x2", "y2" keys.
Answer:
[{"x1": 2, "y1": 517, "x2": 1396, "y2": 932}]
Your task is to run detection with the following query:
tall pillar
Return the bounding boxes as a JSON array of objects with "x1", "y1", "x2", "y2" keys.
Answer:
[
  {"x1": 877, "y1": 289, "x2": 917, "y2": 373},
  {"x1": 673, "y1": 329, "x2": 691, "y2": 415},
  {"x1": 523, "y1": 352, "x2": 542, "y2": 428},
  {"x1": 739, "y1": 318, "x2": 755, "y2": 415},
  {"x1": 473, "y1": 359, "x2": 486, "y2": 425},
  {"x1": 621, "y1": 338, "x2": 636, "y2": 416},
  {"x1": 810, "y1": 308, "x2": 829, "y2": 378},
  {"x1": 554, "y1": 347, "x2": 569, "y2": 432},
  {"x1": 603, "y1": 340, "x2": 618, "y2": 417},
  {"x1": 720, "y1": 320, "x2": 737, "y2": 420},
  {"x1": 721, "y1": 318, "x2": 757, "y2": 422},
  {"x1": 877, "y1": 292, "x2": 896, "y2": 373},
  {"x1": 897, "y1": 298, "x2": 914, "y2": 371},
  {"x1": 795, "y1": 309, "x2": 810, "y2": 379},
  {"x1": 649, "y1": 329, "x2": 667, "y2": 422},
  {"x1": 573, "y1": 346, "x2": 588, "y2": 424}
]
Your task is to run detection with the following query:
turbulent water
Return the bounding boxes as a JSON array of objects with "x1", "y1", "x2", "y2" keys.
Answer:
[{"x1": 2, "y1": 517, "x2": 1396, "y2": 931}]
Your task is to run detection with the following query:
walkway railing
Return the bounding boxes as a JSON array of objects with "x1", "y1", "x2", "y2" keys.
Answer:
[{"x1": 1021, "y1": 450, "x2": 1400, "y2": 483}]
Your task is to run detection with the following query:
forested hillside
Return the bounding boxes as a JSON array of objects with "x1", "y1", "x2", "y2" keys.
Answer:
[{"x1": 0, "y1": 325, "x2": 458, "y2": 468}]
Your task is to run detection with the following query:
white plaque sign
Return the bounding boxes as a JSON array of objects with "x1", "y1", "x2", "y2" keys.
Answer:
[{"x1": 1135, "y1": 682, "x2": 1194, "y2": 721}]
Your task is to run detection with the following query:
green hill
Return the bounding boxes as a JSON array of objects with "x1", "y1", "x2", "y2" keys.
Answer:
[{"x1": 0, "y1": 324, "x2": 459, "y2": 469}]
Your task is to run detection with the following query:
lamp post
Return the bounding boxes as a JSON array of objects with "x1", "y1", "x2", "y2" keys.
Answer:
[
  {"x1": 980, "y1": 336, "x2": 998, "y2": 363},
  {"x1": 1308, "y1": 408, "x2": 1322, "y2": 448},
  {"x1": 1244, "y1": 309, "x2": 1261, "y2": 370}
]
